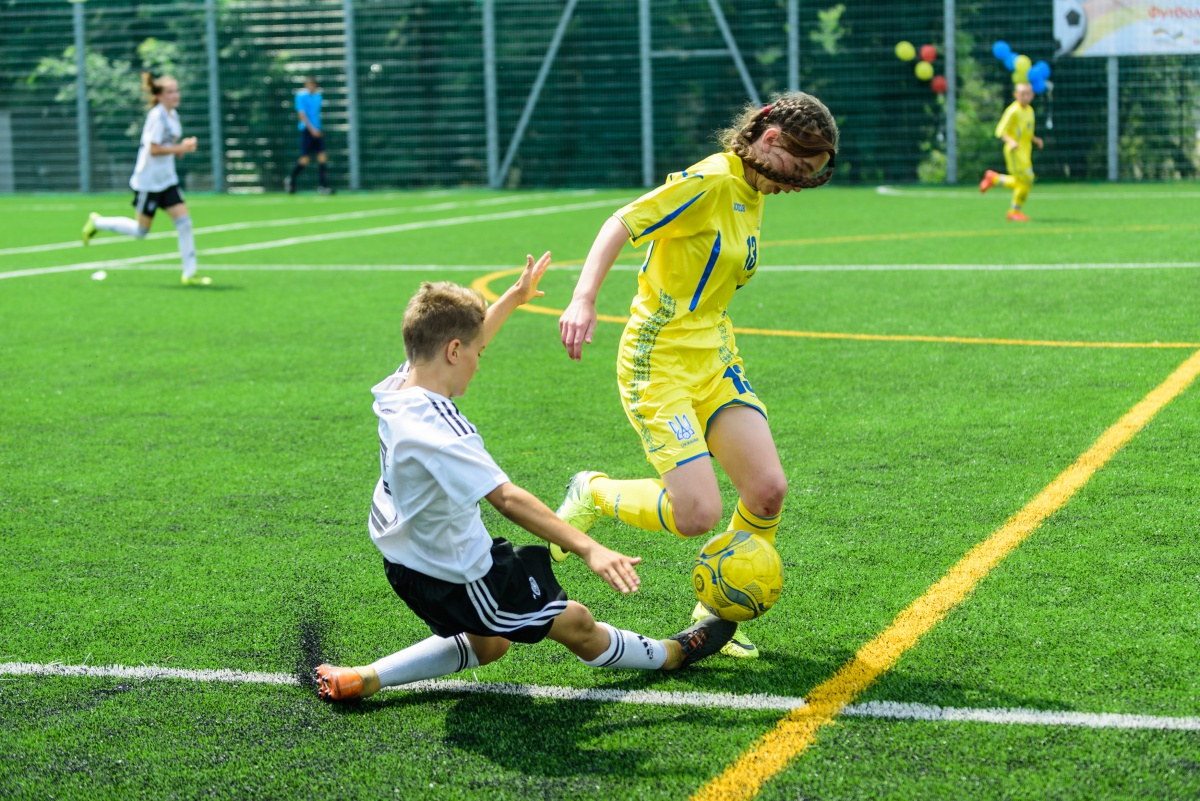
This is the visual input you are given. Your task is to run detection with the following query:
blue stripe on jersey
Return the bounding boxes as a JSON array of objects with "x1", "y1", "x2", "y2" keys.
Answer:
[
  {"x1": 632, "y1": 191, "x2": 706, "y2": 242},
  {"x1": 689, "y1": 231, "x2": 722, "y2": 311},
  {"x1": 429, "y1": 397, "x2": 475, "y2": 437}
]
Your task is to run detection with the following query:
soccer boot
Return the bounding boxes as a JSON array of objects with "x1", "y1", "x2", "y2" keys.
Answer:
[
  {"x1": 979, "y1": 170, "x2": 998, "y2": 193},
  {"x1": 550, "y1": 471, "x2": 607, "y2": 562},
  {"x1": 181, "y1": 275, "x2": 213, "y2": 286},
  {"x1": 283, "y1": 175, "x2": 295, "y2": 194},
  {"x1": 661, "y1": 615, "x2": 737, "y2": 671},
  {"x1": 315, "y1": 664, "x2": 380, "y2": 701},
  {"x1": 1006, "y1": 209, "x2": 1029, "y2": 222},
  {"x1": 692, "y1": 601, "x2": 759, "y2": 659},
  {"x1": 317, "y1": 185, "x2": 336, "y2": 195},
  {"x1": 82, "y1": 212, "x2": 99, "y2": 245}
]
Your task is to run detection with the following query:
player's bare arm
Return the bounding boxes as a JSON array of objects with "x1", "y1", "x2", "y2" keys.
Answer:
[
  {"x1": 484, "y1": 482, "x2": 642, "y2": 594},
  {"x1": 1033, "y1": 135, "x2": 1044, "y2": 149},
  {"x1": 150, "y1": 137, "x2": 197, "y2": 157},
  {"x1": 481, "y1": 251, "x2": 551, "y2": 347},
  {"x1": 559, "y1": 215, "x2": 629, "y2": 361}
]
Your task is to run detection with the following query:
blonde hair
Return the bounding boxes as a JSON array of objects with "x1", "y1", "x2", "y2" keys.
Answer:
[
  {"x1": 401, "y1": 282, "x2": 488, "y2": 364},
  {"x1": 717, "y1": 91, "x2": 840, "y2": 188},
  {"x1": 141, "y1": 72, "x2": 176, "y2": 110}
]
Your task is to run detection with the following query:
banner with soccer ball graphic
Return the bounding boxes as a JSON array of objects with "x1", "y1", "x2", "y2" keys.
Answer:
[{"x1": 1055, "y1": 0, "x2": 1200, "y2": 56}]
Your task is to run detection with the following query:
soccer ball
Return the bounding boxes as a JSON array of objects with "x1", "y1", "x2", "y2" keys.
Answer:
[{"x1": 692, "y1": 530, "x2": 783, "y2": 622}]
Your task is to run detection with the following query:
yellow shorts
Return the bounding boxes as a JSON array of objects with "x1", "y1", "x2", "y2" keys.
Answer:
[
  {"x1": 617, "y1": 351, "x2": 767, "y2": 476},
  {"x1": 1004, "y1": 147, "x2": 1035, "y2": 183}
]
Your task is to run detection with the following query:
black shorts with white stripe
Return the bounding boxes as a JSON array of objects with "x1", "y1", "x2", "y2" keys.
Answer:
[
  {"x1": 130, "y1": 185, "x2": 185, "y2": 217},
  {"x1": 384, "y1": 538, "x2": 568, "y2": 645}
]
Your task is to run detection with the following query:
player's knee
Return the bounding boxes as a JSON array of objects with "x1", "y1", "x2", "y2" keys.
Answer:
[
  {"x1": 746, "y1": 475, "x2": 787, "y2": 518},
  {"x1": 673, "y1": 500, "x2": 722, "y2": 538},
  {"x1": 474, "y1": 638, "x2": 510, "y2": 666}
]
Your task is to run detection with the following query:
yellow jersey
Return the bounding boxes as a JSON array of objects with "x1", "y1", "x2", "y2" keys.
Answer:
[
  {"x1": 996, "y1": 101, "x2": 1036, "y2": 156},
  {"x1": 615, "y1": 151, "x2": 764, "y2": 369}
]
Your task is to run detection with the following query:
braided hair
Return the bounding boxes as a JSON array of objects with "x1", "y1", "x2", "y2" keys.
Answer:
[{"x1": 717, "y1": 92, "x2": 840, "y2": 189}]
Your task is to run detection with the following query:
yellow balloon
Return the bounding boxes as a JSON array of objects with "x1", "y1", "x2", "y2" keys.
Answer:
[
  {"x1": 1014, "y1": 54, "x2": 1032, "y2": 73},
  {"x1": 1012, "y1": 69, "x2": 1029, "y2": 84},
  {"x1": 895, "y1": 41, "x2": 916, "y2": 61},
  {"x1": 915, "y1": 61, "x2": 934, "y2": 80}
]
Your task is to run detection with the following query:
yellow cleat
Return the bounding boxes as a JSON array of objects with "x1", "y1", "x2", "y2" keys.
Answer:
[
  {"x1": 181, "y1": 275, "x2": 213, "y2": 286},
  {"x1": 550, "y1": 471, "x2": 606, "y2": 562},
  {"x1": 82, "y1": 212, "x2": 98, "y2": 245},
  {"x1": 692, "y1": 601, "x2": 759, "y2": 659}
]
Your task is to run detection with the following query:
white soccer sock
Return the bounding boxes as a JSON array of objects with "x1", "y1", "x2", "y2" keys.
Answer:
[
  {"x1": 173, "y1": 215, "x2": 197, "y2": 278},
  {"x1": 581, "y1": 622, "x2": 667, "y2": 670},
  {"x1": 369, "y1": 634, "x2": 479, "y2": 689},
  {"x1": 94, "y1": 215, "x2": 147, "y2": 239}
]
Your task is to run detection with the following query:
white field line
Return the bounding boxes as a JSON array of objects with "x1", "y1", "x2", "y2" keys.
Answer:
[
  {"x1": 0, "y1": 191, "x2": 599, "y2": 258},
  {"x1": 4, "y1": 661, "x2": 1198, "y2": 730},
  {"x1": 875, "y1": 185, "x2": 1200, "y2": 200},
  {"x1": 0, "y1": 198, "x2": 618, "y2": 281},
  {"x1": 10, "y1": 261, "x2": 1197, "y2": 280}
]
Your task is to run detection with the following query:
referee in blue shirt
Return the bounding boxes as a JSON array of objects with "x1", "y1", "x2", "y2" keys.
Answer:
[{"x1": 285, "y1": 77, "x2": 333, "y2": 194}]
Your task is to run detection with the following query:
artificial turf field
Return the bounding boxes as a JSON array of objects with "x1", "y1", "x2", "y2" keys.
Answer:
[{"x1": 1, "y1": 183, "x2": 1198, "y2": 800}]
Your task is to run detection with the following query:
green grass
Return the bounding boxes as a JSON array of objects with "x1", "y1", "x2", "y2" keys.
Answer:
[{"x1": 2, "y1": 184, "x2": 1199, "y2": 799}]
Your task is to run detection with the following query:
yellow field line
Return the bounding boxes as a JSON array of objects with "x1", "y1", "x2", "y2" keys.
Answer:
[
  {"x1": 471, "y1": 268, "x2": 1200, "y2": 349},
  {"x1": 764, "y1": 222, "x2": 1200, "y2": 248},
  {"x1": 692, "y1": 347, "x2": 1200, "y2": 801}
]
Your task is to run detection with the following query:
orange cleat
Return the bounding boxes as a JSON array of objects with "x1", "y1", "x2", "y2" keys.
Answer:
[
  {"x1": 316, "y1": 664, "x2": 366, "y2": 701},
  {"x1": 1006, "y1": 209, "x2": 1029, "y2": 222},
  {"x1": 979, "y1": 170, "x2": 999, "y2": 193}
]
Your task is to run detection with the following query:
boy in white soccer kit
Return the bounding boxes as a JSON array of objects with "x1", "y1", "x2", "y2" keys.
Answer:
[
  {"x1": 82, "y1": 73, "x2": 210, "y2": 286},
  {"x1": 315, "y1": 254, "x2": 733, "y2": 701}
]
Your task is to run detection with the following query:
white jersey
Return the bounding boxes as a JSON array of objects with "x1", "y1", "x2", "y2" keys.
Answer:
[
  {"x1": 130, "y1": 104, "x2": 181, "y2": 192},
  {"x1": 369, "y1": 363, "x2": 509, "y2": 583}
]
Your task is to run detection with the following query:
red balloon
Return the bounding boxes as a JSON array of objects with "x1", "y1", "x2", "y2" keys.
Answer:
[
  {"x1": 920, "y1": 44, "x2": 938, "y2": 62},
  {"x1": 931, "y1": 75, "x2": 947, "y2": 93}
]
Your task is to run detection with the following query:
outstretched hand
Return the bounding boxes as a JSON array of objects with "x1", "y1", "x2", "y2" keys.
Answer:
[
  {"x1": 511, "y1": 251, "x2": 550, "y2": 305},
  {"x1": 581, "y1": 542, "x2": 642, "y2": 595}
]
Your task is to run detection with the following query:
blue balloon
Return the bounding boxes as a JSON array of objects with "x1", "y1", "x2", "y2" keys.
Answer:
[
  {"x1": 1031, "y1": 77, "x2": 1047, "y2": 95},
  {"x1": 1003, "y1": 53, "x2": 1017, "y2": 71},
  {"x1": 1029, "y1": 60, "x2": 1051, "y2": 81},
  {"x1": 992, "y1": 40, "x2": 1012, "y2": 60}
]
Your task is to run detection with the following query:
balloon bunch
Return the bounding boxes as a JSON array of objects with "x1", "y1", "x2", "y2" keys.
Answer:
[
  {"x1": 991, "y1": 41, "x2": 1051, "y2": 94},
  {"x1": 895, "y1": 40, "x2": 947, "y2": 94}
]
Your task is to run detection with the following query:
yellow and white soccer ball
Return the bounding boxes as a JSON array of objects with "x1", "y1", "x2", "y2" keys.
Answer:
[{"x1": 692, "y1": 530, "x2": 783, "y2": 622}]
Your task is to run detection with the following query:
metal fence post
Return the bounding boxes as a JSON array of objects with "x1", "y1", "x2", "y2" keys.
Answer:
[
  {"x1": 1107, "y1": 56, "x2": 1118, "y2": 182},
  {"x1": 205, "y1": 0, "x2": 223, "y2": 192},
  {"x1": 71, "y1": 0, "x2": 90, "y2": 193},
  {"x1": 483, "y1": 0, "x2": 499, "y2": 188},
  {"x1": 787, "y1": 0, "x2": 799, "y2": 92},
  {"x1": 943, "y1": 0, "x2": 956, "y2": 184},
  {"x1": 639, "y1": 0, "x2": 653, "y2": 187},
  {"x1": 343, "y1": 0, "x2": 361, "y2": 190}
]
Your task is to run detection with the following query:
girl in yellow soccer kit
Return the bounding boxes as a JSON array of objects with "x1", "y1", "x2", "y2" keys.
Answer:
[
  {"x1": 555, "y1": 92, "x2": 839, "y2": 658},
  {"x1": 980, "y1": 82, "x2": 1044, "y2": 222}
]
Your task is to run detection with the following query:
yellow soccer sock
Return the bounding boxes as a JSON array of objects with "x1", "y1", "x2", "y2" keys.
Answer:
[
  {"x1": 727, "y1": 498, "x2": 779, "y2": 545},
  {"x1": 996, "y1": 173, "x2": 1016, "y2": 189},
  {"x1": 590, "y1": 476, "x2": 681, "y2": 536},
  {"x1": 1013, "y1": 180, "x2": 1031, "y2": 207}
]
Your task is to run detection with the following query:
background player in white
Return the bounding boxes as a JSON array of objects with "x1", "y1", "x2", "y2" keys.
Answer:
[
  {"x1": 81, "y1": 72, "x2": 211, "y2": 286},
  {"x1": 315, "y1": 254, "x2": 733, "y2": 701}
]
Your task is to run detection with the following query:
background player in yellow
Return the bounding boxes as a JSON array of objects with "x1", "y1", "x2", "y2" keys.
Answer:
[
  {"x1": 555, "y1": 92, "x2": 840, "y2": 659},
  {"x1": 980, "y1": 82, "x2": 1044, "y2": 222}
]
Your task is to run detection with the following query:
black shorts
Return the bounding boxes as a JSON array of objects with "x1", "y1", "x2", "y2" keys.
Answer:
[
  {"x1": 299, "y1": 129, "x2": 326, "y2": 157},
  {"x1": 131, "y1": 186, "x2": 185, "y2": 217},
  {"x1": 385, "y1": 538, "x2": 568, "y2": 644}
]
